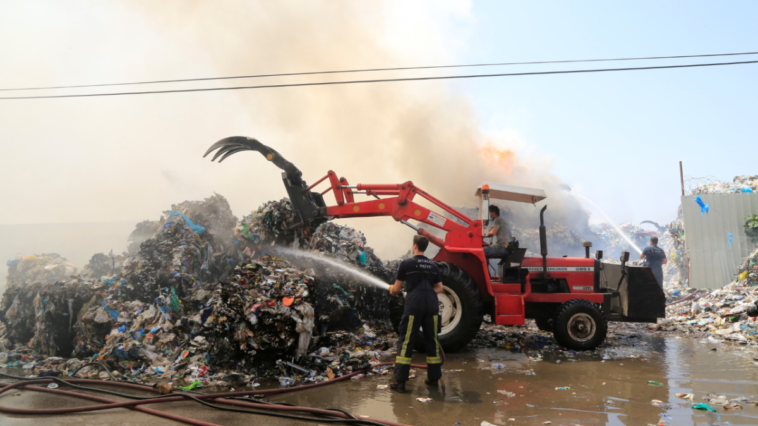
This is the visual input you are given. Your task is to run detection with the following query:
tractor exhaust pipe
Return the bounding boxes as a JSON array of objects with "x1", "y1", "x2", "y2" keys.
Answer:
[{"x1": 539, "y1": 205, "x2": 548, "y2": 280}]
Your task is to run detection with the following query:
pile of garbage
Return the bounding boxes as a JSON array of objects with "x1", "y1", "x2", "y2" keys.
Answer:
[
  {"x1": 235, "y1": 199, "x2": 316, "y2": 250},
  {"x1": 0, "y1": 277, "x2": 98, "y2": 356},
  {"x1": 114, "y1": 194, "x2": 240, "y2": 302},
  {"x1": 660, "y1": 247, "x2": 758, "y2": 342},
  {"x1": 68, "y1": 257, "x2": 319, "y2": 384},
  {"x1": 304, "y1": 222, "x2": 393, "y2": 328},
  {"x1": 692, "y1": 175, "x2": 758, "y2": 195},
  {"x1": 513, "y1": 223, "x2": 586, "y2": 257},
  {"x1": 82, "y1": 252, "x2": 128, "y2": 279},
  {"x1": 663, "y1": 211, "x2": 690, "y2": 292},
  {"x1": 590, "y1": 222, "x2": 654, "y2": 255},
  {"x1": 127, "y1": 220, "x2": 160, "y2": 254},
  {"x1": 0, "y1": 194, "x2": 403, "y2": 389},
  {"x1": 5, "y1": 254, "x2": 78, "y2": 287}
]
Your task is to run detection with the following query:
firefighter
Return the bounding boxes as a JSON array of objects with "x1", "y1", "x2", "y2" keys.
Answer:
[
  {"x1": 388, "y1": 235, "x2": 444, "y2": 393},
  {"x1": 640, "y1": 236, "x2": 667, "y2": 286}
]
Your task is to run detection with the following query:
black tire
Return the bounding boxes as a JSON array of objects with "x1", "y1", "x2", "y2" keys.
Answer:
[
  {"x1": 552, "y1": 299, "x2": 607, "y2": 351},
  {"x1": 534, "y1": 317, "x2": 553, "y2": 332},
  {"x1": 435, "y1": 262, "x2": 484, "y2": 352},
  {"x1": 387, "y1": 262, "x2": 483, "y2": 353}
]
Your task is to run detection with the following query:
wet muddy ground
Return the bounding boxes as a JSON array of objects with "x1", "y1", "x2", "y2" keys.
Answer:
[{"x1": 3, "y1": 331, "x2": 758, "y2": 426}]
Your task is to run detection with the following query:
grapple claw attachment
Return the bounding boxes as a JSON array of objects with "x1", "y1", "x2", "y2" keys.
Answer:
[{"x1": 204, "y1": 136, "x2": 326, "y2": 227}]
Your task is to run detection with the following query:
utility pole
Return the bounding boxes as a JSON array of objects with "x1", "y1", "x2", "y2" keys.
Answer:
[{"x1": 679, "y1": 161, "x2": 685, "y2": 196}]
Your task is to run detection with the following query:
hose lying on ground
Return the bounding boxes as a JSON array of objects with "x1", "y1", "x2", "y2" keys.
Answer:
[{"x1": 0, "y1": 357, "x2": 440, "y2": 426}]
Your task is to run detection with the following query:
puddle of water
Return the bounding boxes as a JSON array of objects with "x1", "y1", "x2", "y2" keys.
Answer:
[{"x1": 270, "y1": 335, "x2": 758, "y2": 425}]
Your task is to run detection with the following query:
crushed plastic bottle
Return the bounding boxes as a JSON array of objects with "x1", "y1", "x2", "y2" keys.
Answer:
[{"x1": 279, "y1": 377, "x2": 296, "y2": 387}]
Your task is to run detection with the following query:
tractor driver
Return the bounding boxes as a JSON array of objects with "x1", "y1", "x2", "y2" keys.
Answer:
[
  {"x1": 388, "y1": 235, "x2": 444, "y2": 393},
  {"x1": 483, "y1": 205, "x2": 511, "y2": 258}
]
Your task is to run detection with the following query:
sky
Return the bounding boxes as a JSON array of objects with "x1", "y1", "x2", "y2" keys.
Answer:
[
  {"x1": 453, "y1": 1, "x2": 758, "y2": 224},
  {"x1": 0, "y1": 1, "x2": 756, "y2": 278}
]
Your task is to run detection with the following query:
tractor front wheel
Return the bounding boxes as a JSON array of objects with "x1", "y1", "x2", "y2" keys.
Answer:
[
  {"x1": 435, "y1": 262, "x2": 484, "y2": 352},
  {"x1": 552, "y1": 299, "x2": 607, "y2": 351}
]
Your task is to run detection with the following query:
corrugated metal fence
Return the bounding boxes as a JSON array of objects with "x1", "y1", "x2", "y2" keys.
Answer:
[{"x1": 682, "y1": 193, "x2": 758, "y2": 289}]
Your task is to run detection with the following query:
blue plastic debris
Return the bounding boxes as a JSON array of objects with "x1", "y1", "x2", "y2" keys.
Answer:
[
  {"x1": 100, "y1": 302, "x2": 119, "y2": 320},
  {"x1": 166, "y1": 211, "x2": 206, "y2": 235},
  {"x1": 695, "y1": 196, "x2": 709, "y2": 215},
  {"x1": 728, "y1": 233, "x2": 733, "y2": 250}
]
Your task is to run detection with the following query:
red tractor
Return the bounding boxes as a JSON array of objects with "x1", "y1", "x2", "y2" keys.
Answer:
[{"x1": 206, "y1": 137, "x2": 666, "y2": 352}]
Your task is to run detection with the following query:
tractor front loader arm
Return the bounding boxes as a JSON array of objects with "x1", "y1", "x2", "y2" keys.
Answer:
[{"x1": 204, "y1": 137, "x2": 480, "y2": 248}]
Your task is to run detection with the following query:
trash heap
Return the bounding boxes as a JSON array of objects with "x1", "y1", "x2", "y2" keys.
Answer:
[
  {"x1": 115, "y1": 194, "x2": 241, "y2": 302},
  {"x1": 1, "y1": 258, "x2": 397, "y2": 387},
  {"x1": 235, "y1": 199, "x2": 316, "y2": 250},
  {"x1": 304, "y1": 222, "x2": 393, "y2": 330},
  {"x1": 663, "y1": 209, "x2": 690, "y2": 292},
  {"x1": 73, "y1": 257, "x2": 316, "y2": 384},
  {"x1": 82, "y1": 252, "x2": 128, "y2": 279},
  {"x1": 1, "y1": 194, "x2": 402, "y2": 389},
  {"x1": 5, "y1": 254, "x2": 78, "y2": 287},
  {"x1": 590, "y1": 224, "x2": 626, "y2": 249},
  {"x1": 692, "y1": 175, "x2": 758, "y2": 195},
  {"x1": 514, "y1": 223, "x2": 585, "y2": 256},
  {"x1": 0, "y1": 278, "x2": 98, "y2": 356},
  {"x1": 660, "y1": 247, "x2": 758, "y2": 342},
  {"x1": 590, "y1": 222, "x2": 652, "y2": 254},
  {"x1": 127, "y1": 220, "x2": 160, "y2": 254}
]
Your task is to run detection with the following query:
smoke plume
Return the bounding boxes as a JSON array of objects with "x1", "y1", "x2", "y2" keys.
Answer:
[{"x1": 0, "y1": 1, "x2": 593, "y2": 264}]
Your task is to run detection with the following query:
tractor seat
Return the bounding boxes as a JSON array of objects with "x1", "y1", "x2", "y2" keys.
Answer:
[{"x1": 496, "y1": 247, "x2": 527, "y2": 267}]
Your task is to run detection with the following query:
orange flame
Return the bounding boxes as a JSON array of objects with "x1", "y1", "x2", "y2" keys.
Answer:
[{"x1": 479, "y1": 143, "x2": 516, "y2": 175}]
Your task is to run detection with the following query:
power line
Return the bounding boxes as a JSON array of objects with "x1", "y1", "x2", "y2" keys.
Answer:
[
  {"x1": 2, "y1": 59, "x2": 756, "y2": 100},
  {"x1": 2, "y1": 50, "x2": 758, "y2": 92}
]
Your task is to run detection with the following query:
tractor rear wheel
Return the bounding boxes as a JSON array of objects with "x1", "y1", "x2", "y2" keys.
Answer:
[
  {"x1": 388, "y1": 262, "x2": 483, "y2": 353},
  {"x1": 552, "y1": 299, "x2": 607, "y2": 351}
]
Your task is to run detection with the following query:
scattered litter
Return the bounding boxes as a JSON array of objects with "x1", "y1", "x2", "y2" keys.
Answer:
[
  {"x1": 676, "y1": 393, "x2": 694, "y2": 401},
  {"x1": 555, "y1": 387, "x2": 571, "y2": 391},
  {"x1": 647, "y1": 381, "x2": 663, "y2": 386},
  {"x1": 692, "y1": 403, "x2": 718, "y2": 412},
  {"x1": 416, "y1": 398, "x2": 432, "y2": 403},
  {"x1": 47, "y1": 383, "x2": 58, "y2": 389},
  {"x1": 703, "y1": 394, "x2": 729, "y2": 406}
]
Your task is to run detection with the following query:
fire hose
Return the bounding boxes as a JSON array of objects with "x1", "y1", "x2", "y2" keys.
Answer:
[{"x1": 0, "y1": 347, "x2": 444, "y2": 426}]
